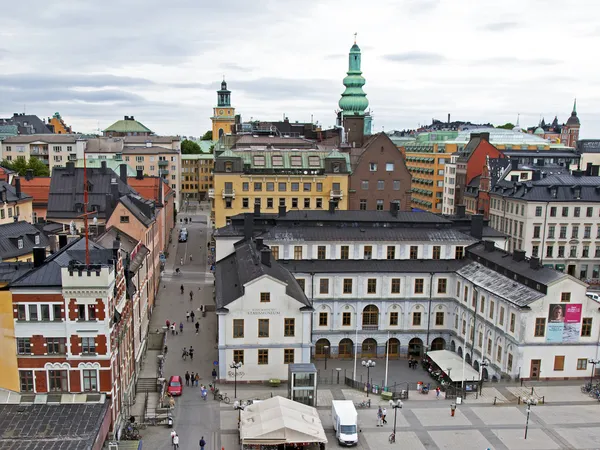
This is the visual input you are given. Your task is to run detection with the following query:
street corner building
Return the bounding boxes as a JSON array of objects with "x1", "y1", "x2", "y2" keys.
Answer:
[{"x1": 215, "y1": 238, "x2": 313, "y2": 382}]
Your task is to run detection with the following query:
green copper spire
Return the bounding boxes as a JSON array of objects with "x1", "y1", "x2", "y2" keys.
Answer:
[{"x1": 338, "y1": 35, "x2": 369, "y2": 116}]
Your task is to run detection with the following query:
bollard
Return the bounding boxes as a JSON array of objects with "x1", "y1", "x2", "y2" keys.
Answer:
[
  {"x1": 531, "y1": 387, "x2": 534, "y2": 395},
  {"x1": 450, "y1": 403, "x2": 456, "y2": 417},
  {"x1": 518, "y1": 397, "x2": 521, "y2": 405},
  {"x1": 542, "y1": 396, "x2": 545, "y2": 404},
  {"x1": 493, "y1": 396, "x2": 497, "y2": 405}
]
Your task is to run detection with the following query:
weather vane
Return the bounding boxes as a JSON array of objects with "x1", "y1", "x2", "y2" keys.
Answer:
[{"x1": 354, "y1": 32, "x2": 357, "y2": 44}]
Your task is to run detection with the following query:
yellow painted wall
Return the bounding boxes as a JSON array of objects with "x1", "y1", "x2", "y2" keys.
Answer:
[
  {"x1": 0, "y1": 200, "x2": 34, "y2": 225},
  {"x1": 211, "y1": 107, "x2": 236, "y2": 138},
  {"x1": 213, "y1": 173, "x2": 349, "y2": 228},
  {"x1": 404, "y1": 147, "x2": 452, "y2": 213},
  {"x1": 0, "y1": 288, "x2": 19, "y2": 391}
]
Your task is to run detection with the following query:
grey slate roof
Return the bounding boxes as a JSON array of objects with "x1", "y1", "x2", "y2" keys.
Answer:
[
  {"x1": 457, "y1": 261, "x2": 544, "y2": 307},
  {"x1": 283, "y1": 258, "x2": 470, "y2": 274},
  {"x1": 2, "y1": 134, "x2": 79, "y2": 144},
  {"x1": 10, "y1": 238, "x2": 115, "y2": 288},
  {"x1": 502, "y1": 150, "x2": 578, "y2": 158},
  {"x1": 0, "y1": 114, "x2": 53, "y2": 135},
  {"x1": 0, "y1": 262, "x2": 34, "y2": 283},
  {"x1": 120, "y1": 195, "x2": 155, "y2": 227},
  {"x1": 0, "y1": 221, "x2": 50, "y2": 259},
  {"x1": 491, "y1": 174, "x2": 600, "y2": 202},
  {"x1": 47, "y1": 166, "x2": 136, "y2": 220},
  {"x1": 122, "y1": 145, "x2": 179, "y2": 154},
  {"x1": 0, "y1": 180, "x2": 32, "y2": 203},
  {"x1": 278, "y1": 210, "x2": 451, "y2": 225},
  {"x1": 216, "y1": 239, "x2": 310, "y2": 310},
  {"x1": 0, "y1": 402, "x2": 108, "y2": 450}
]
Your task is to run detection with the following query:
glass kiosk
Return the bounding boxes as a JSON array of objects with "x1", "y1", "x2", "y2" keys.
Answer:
[{"x1": 288, "y1": 363, "x2": 318, "y2": 407}]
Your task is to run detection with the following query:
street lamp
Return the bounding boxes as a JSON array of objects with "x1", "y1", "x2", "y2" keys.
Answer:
[
  {"x1": 479, "y1": 359, "x2": 489, "y2": 395},
  {"x1": 588, "y1": 359, "x2": 599, "y2": 386},
  {"x1": 230, "y1": 361, "x2": 242, "y2": 398},
  {"x1": 362, "y1": 360, "x2": 376, "y2": 397},
  {"x1": 233, "y1": 400, "x2": 246, "y2": 429},
  {"x1": 323, "y1": 345, "x2": 330, "y2": 370},
  {"x1": 388, "y1": 399, "x2": 403, "y2": 438},
  {"x1": 522, "y1": 396, "x2": 538, "y2": 439}
]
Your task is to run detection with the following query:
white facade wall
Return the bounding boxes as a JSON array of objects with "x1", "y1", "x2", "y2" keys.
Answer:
[{"x1": 442, "y1": 155, "x2": 458, "y2": 215}]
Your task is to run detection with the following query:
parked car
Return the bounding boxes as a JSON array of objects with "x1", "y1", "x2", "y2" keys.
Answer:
[
  {"x1": 167, "y1": 375, "x2": 183, "y2": 396},
  {"x1": 178, "y1": 231, "x2": 188, "y2": 242},
  {"x1": 586, "y1": 292, "x2": 600, "y2": 302}
]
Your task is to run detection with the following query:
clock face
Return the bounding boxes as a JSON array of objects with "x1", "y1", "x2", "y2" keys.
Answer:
[{"x1": 219, "y1": 109, "x2": 224, "y2": 115}]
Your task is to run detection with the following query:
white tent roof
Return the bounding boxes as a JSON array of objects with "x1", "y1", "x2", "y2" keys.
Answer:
[
  {"x1": 427, "y1": 350, "x2": 480, "y2": 382},
  {"x1": 240, "y1": 396, "x2": 327, "y2": 445}
]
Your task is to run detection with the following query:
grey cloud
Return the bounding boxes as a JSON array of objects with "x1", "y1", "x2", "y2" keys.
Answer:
[
  {"x1": 233, "y1": 77, "x2": 340, "y2": 100},
  {"x1": 0, "y1": 87, "x2": 147, "y2": 104},
  {"x1": 220, "y1": 63, "x2": 254, "y2": 72},
  {"x1": 0, "y1": 73, "x2": 155, "y2": 90},
  {"x1": 383, "y1": 52, "x2": 446, "y2": 64},
  {"x1": 483, "y1": 21, "x2": 521, "y2": 32},
  {"x1": 480, "y1": 57, "x2": 560, "y2": 65}
]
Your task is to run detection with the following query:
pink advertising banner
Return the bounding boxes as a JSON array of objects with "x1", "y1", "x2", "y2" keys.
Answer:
[{"x1": 564, "y1": 304, "x2": 582, "y2": 324}]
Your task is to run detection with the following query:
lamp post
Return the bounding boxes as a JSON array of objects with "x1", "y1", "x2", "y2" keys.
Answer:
[
  {"x1": 362, "y1": 360, "x2": 376, "y2": 397},
  {"x1": 588, "y1": 359, "x2": 599, "y2": 386},
  {"x1": 233, "y1": 400, "x2": 246, "y2": 432},
  {"x1": 230, "y1": 361, "x2": 242, "y2": 399},
  {"x1": 479, "y1": 359, "x2": 488, "y2": 395},
  {"x1": 323, "y1": 345, "x2": 330, "y2": 371},
  {"x1": 389, "y1": 399, "x2": 403, "y2": 438},
  {"x1": 336, "y1": 368, "x2": 342, "y2": 384},
  {"x1": 522, "y1": 396, "x2": 538, "y2": 439}
]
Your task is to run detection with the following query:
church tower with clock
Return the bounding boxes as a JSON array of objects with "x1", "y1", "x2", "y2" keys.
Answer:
[{"x1": 211, "y1": 79, "x2": 236, "y2": 139}]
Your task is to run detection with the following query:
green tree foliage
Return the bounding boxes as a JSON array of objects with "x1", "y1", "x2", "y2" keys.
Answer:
[
  {"x1": 1, "y1": 157, "x2": 50, "y2": 176},
  {"x1": 181, "y1": 139, "x2": 202, "y2": 154},
  {"x1": 496, "y1": 123, "x2": 515, "y2": 130},
  {"x1": 201, "y1": 130, "x2": 213, "y2": 141}
]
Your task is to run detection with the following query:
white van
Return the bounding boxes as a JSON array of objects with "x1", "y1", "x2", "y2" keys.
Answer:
[{"x1": 332, "y1": 400, "x2": 358, "y2": 446}]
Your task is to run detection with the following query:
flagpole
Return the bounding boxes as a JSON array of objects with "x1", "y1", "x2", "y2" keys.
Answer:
[{"x1": 384, "y1": 332, "x2": 390, "y2": 388}]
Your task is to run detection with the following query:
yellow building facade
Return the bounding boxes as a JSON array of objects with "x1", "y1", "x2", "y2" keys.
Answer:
[
  {"x1": 181, "y1": 154, "x2": 214, "y2": 201},
  {"x1": 211, "y1": 149, "x2": 351, "y2": 228},
  {"x1": 211, "y1": 80, "x2": 236, "y2": 139}
]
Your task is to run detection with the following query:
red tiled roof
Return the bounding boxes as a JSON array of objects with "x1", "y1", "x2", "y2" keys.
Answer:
[
  {"x1": 128, "y1": 177, "x2": 172, "y2": 204},
  {"x1": 18, "y1": 177, "x2": 52, "y2": 204}
]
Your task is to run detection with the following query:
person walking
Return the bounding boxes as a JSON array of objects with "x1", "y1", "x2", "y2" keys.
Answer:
[
  {"x1": 212, "y1": 368, "x2": 217, "y2": 383},
  {"x1": 436, "y1": 386, "x2": 441, "y2": 399},
  {"x1": 195, "y1": 373, "x2": 200, "y2": 387},
  {"x1": 201, "y1": 385, "x2": 208, "y2": 400},
  {"x1": 179, "y1": 322, "x2": 184, "y2": 333},
  {"x1": 190, "y1": 372, "x2": 195, "y2": 386},
  {"x1": 190, "y1": 310, "x2": 195, "y2": 322},
  {"x1": 195, "y1": 321, "x2": 200, "y2": 334},
  {"x1": 186, "y1": 311, "x2": 190, "y2": 322},
  {"x1": 376, "y1": 407, "x2": 383, "y2": 427},
  {"x1": 190, "y1": 254, "x2": 193, "y2": 262},
  {"x1": 180, "y1": 285, "x2": 184, "y2": 295},
  {"x1": 171, "y1": 429, "x2": 177, "y2": 444},
  {"x1": 199, "y1": 436, "x2": 206, "y2": 450},
  {"x1": 166, "y1": 319, "x2": 170, "y2": 328},
  {"x1": 185, "y1": 371, "x2": 190, "y2": 386},
  {"x1": 189, "y1": 290, "x2": 194, "y2": 302},
  {"x1": 172, "y1": 433, "x2": 179, "y2": 449},
  {"x1": 171, "y1": 323, "x2": 176, "y2": 336},
  {"x1": 382, "y1": 407, "x2": 387, "y2": 425},
  {"x1": 189, "y1": 346, "x2": 194, "y2": 361}
]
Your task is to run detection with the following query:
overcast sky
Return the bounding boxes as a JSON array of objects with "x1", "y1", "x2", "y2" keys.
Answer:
[{"x1": 1, "y1": 0, "x2": 598, "y2": 138}]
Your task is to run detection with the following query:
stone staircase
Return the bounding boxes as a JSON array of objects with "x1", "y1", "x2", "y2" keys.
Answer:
[{"x1": 136, "y1": 377, "x2": 158, "y2": 393}]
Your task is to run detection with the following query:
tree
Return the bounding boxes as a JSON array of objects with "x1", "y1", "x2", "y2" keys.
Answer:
[
  {"x1": 181, "y1": 139, "x2": 202, "y2": 154},
  {"x1": 496, "y1": 123, "x2": 515, "y2": 130},
  {"x1": 209, "y1": 144, "x2": 215, "y2": 154},
  {"x1": 201, "y1": 130, "x2": 213, "y2": 141},
  {"x1": 1, "y1": 157, "x2": 50, "y2": 176}
]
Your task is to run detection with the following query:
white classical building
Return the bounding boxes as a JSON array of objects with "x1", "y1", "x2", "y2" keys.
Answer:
[
  {"x1": 215, "y1": 239, "x2": 313, "y2": 382},
  {"x1": 215, "y1": 209, "x2": 600, "y2": 381}
]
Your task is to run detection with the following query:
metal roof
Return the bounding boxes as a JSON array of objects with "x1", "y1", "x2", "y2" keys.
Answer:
[
  {"x1": 278, "y1": 210, "x2": 451, "y2": 224},
  {"x1": 218, "y1": 148, "x2": 350, "y2": 170},
  {"x1": 491, "y1": 174, "x2": 600, "y2": 202},
  {"x1": 0, "y1": 221, "x2": 50, "y2": 259}
]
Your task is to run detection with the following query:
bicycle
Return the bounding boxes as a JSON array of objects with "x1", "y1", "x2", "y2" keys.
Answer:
[
  {"x1": 213, "y1": 388, "x2": 230, "y2": 404},
  {"x1": 355, "y1": 399, "x2": 371, "y2": 408},
  {"x1": 388, "y1": 432, "x2": 395, "y2": 444}
]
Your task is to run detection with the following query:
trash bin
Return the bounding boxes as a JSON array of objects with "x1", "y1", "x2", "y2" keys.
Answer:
[{"x1": 456, "y1": 396, "x2": 462, "y2": 405}]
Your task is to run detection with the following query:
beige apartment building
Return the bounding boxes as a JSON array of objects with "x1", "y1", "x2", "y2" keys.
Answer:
[{"x1": 1, "y1": 135, "x2": 85, "y2": 172}]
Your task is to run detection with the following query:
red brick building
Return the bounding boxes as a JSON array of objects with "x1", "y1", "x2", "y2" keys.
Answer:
[{"x1": 10, "y1": 238, "x2": 134, "y2": 429}]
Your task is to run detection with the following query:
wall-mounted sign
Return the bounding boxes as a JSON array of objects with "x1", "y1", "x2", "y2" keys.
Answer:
[
  {"x1": 247, "y1": 308, "x2": 281, "y2": 315},
  {"x1": 546, "y1": 303, "x2": 582, "y2": 343}
]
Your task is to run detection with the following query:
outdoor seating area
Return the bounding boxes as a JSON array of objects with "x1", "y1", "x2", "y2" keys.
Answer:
[{"x1": 423, "y1": 350, "x2": 481, "y2": 396}]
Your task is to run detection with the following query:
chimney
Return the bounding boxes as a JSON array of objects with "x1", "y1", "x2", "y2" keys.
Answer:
[
  {"x1": 32, "y1": 247, "x2": 46, "y2": 268},
  {"x1": 470, "y1": 214, "x2": 484, "y2": 240},
  {"x1": 531, "y1": 170, "x2": 541, "y2": 182},
  {"x1": 278, "y1": 205, "x2": 286, "y2": 217},
  {"x1": 260, "y1": 248, "x2": 271, "y2": 267},
  {"x1": 456, "y1": 204, "x2": 466, "y2": 218},
  {"x1": 530, "y1": 257, "x2": 540, "y2": 270},
  {"x1": 255, "y1": 238, "x2": 263, "y2": 249},
  {"x1": 58, "y1": 234, "x2": 68, "y2": 249},
  {"x1": 100, "y1": 160, "x2": 107, "y2": 174},
  {"x1": 119, "y1": 164, "x2": 128, "y2": 185},
  {"x1": 244, "y1": 213, "x2": 253, "y2": 241},
  {"x1": 110, "y1": 180, "x2": 119, "y2": 206},
  {"x1": 14, "y1": 176, "x2": 21, "y2": 198},
  {"x1": 448, "y1": 113, "x2": 451, "y2": 124},
  {"x1": 66, "y1": 161, "x2": 75, "y2": 174},
  {"x1": 136, "y1": 169, "x2": 143, "y2": 180},
  {"x1": 25, "y1": 169, "x2": 33, "y2": 181},
  {"x1": 390, "y1": 201, "x2": 399, "y2": 217},
  {"x1": 572, "y1": 169, "x2": 584, "y2": 177},
  {"x1": 328, "y1": 199, "x2": 336, "y2": 213},
  {"x1": 479, "y1": 132, "x2": 490, "y2": 142},
  {"x1": 511, "y1": 158, "x2": 519, "y2": 170},
  {"x1": 513, "y1": 249, "x2": 526, "y2": 262},
  {"x1": 253, "y1": 203, "x2": 260, "y2": 217},
  {"x1": 483, "y1": 241, "x2": 495, "y2": 252}
]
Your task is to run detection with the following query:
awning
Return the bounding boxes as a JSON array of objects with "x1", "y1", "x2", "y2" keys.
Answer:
[
  {"x1": 427, "y1": 350, "x2": 480, "y2": 382},
  {"x1": 240, "y1": 396, "x2": 327, "y2": 445},
  {"x1": 555, "y1": 264, "x2": 566, "y2": 271}
]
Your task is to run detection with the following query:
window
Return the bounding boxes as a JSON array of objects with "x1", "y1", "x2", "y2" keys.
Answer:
[
  {"x1": 284, "y1": 318, "x2": 295, "y2": 337},
  {"x1": 462, "y1": 320, "x2": 466, "y2": 335},
  {"x1": 17, "y1": 338, "x2": 31, "y2": 354},
  {"x1": 437, "y1": 278, "x2": 447, "y2": 293},
  {"x1": 40, "y1": 304, "x2": 50, "y2": 321},
  {"x1": 584, "y1": 225, "x2": 592, "y2": 239},
  {"x1": 267, "y1": 198, "x2": 274, "y2": 209},
  {"x1": 487, "y1": 338, "x2": 492, "y2": 355},
  {"x1": 284, "y1": 349, "x2": 295, "y2": 364},
  {"x1": 316, "y1": 183, "x2": 323, "y2": 192},
  {"x1": 561, "y1": 292, "x2": 571, "y2": 302},
  {"x1": 316, "y1": 198, "x2": 323, "y2": 208},
  {"x1": 562, "y1": 207, "x2": 568, "y2": 217},
  {"x1": 388, "y1": 311, "x2": 399, "y2": 326},
  {"x1": 393, "y1": 180, "x2": 400, "y2": 190},
  {"x1": 376, "y1": 200, "x2": 384, "y2": 210},
  {"x1": 19, "y1": 371, "x2": 33, "y2": 392},
  {"x1": 47, "y1": 337, "x2": 66, "y2": 354},
  {"x1": 17, "y1": 304, "x2": 26, "y2": 320},
  {"x1": 340, "y1": 246, "x2": 349, "y2": 259},
  {"x1": 367, "y1": 278, "x2": 377, "y2": 293},
  {"x1": 412, "y1": 312, "x2": 421, "y2": 326},
  {"x1": 82, "y1": 370, "x2": 98, "y2": 392},
  {"x1": 582, "y1": 318, "x2": 592, "y2": 337},
  {"x1": 455, "y1": 246, "x2": 464, "y2": 259},
  {"x1": 303, "y1": 183, "x2": 311, "y2": 192},
  {"x1": 53, "y1": 304, "x2": 62, "y2": 321},
  {"x1": 369, "y1": 162, "x2": 377, "y2": 171},
  {"x1": 548, "y1": 225, "x2": 555, "y2": 239},
  {"x1": 361, "y1": 180, "x2": 369, "y2": 190},
  {"x1": 291, "y1": 183, "x2": 299, "y2": 192},
  {"x1": 292, "y1": 198, "x2": 298, "y2": 208},
  {"x1": 496, "y1": 345, "x2": 502, "y2": 363},
  {"x1": 258, "y1": 349, "x2": 269, "y2": 364},
  {"x1": 587, "y1": 207, "x2": 594, "y2": 217},
  {"x1": 28, "y1": 304, "x2": 38, "y2": 321},
  {"x1": 533, "y1": 226, "x2": 541, "y2": 239},
  {"x1": 319, "y1": 278, "x2": 329, "y2": 294},
  {"x1": 409, "y1": 246, "x2": 418, "y2": 259},
  {"x1": 343, "y1": 278, "x2": 353, "y2": 293},
  {"x1": 479, "y1": 296, "x2": 485, "y2": 314},
  {"x1": 464, "y1": 286, "x2": 469, "y2": 302},
  {"x1": 296, "y1": 279, "x2": 305, "y2": 291},
  {"x1": 233, "y1": 350, "x2": 244, "y2": 364},
  {"x1": 317, "y1": 246, "x2": 326, "y2": 260},
  {"x1": 290, "y1": 156, "x2": 302, "y2": 166},
  {"x1": 81, "y1": 337, "x2": 96, "y2": 354},
  {"x1": 478, "y1": 332, "x2": 483, "y2": 348},
  {"x1": 364, "y1": 246, "x2": 372, "y2": 259},
  {"x1": 377, "y1": 180, "x2": 385, "y2": 190},
  {"x1": 319, "y1": 312, "x2": 328, "y2": 326},
  {"x1": 342, "y1": 312, "x2": 351, "y2": 326},
  {"x1": 386, "y1": 246, "x2": 395, "y2": 259},
  {"x1": 435, "y1": 311, "x2": 444, "y2": 326},
  {"x1": 254, "y1": 182, "x2": 262, "y2": 191},
  {"x1": 583, "y1": 245, "x2": 590, "y2": 258},
  {"x1": 499, "y1": 307, "x2": 505, "y2": 325},
  {"x1": 535, "y1": 206, "x2": 542, "y2": 217},
  {"x1": 554, "y1": 355, "x2": 565, "y2": 371},
  {"x1": 294, "y1": 246, "x2": 302, "y2": 259},
  {"x1": 308, "y1": 155, "x2": 320, "y2": 167},
  {"x1": 577, "y1": 358, "x2": 588, "y2": 370},
  {"x1": 278, "y1": 182, "x2": 286, "y2": 191},
  {"x1": 550, "y1": 206, "x2": 557, "y2": 217},
  {"x1": 574, "y1": 207, "x2": 581, "y2": 217},
  {"x1": 432, "y1": 246, "x2": 441, "y2": 259},
  {"x1": 271, "y1": 246, "x2": 279, "y2": 260},
  {"x1": 258, "y1": 319, "x2": 270, "y2": 337},
  {"x1": 272, "y1": 155, "x2": 283, "y2": 166},
  {"x1": 414, "y1": 278, "x2": 424, "y2": 294},
  {"x1": 510, "y1": 313, "x2": 516, "y2": 333},
  {"x1": 253, "y1": 155, "x2": 265, "y2": 166},
  {"x1": 534, "y1": 318, "x2": 546, "y2": 337},
  {"x1": 229, "y1": 318, "x2": 244, "y2": 338},
  {"x1": 391, "y1": 278, "x2": 401, "y2": 294},
  {"x1": 572, "y1": 225, "x2": 579, "y2": 239},
  {"x1": 48, "y1": 370, "x2": 68, "y2": 391},
  {"x1": 386, "y1": 163, "x2": 394, "y2": 171}
]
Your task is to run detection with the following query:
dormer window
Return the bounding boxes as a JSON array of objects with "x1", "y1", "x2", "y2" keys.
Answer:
[
  {"x1": 574, "y1": 186, "x2": 581, "y2": 199},
  {"x1": 253, "y1": 155, "x2": 265, "y2": 167},
  {"x1": 34, "y1": 235, "x2": 40, "y2": 245},
  {"x1": 333, "y1": 163, "x2": 340, "y2": 173},
  {"x1": 290, "y1": 156, "x2": 302, "y2": 167},
  {"x1": 17, "y1": 239, "x2": 23, "y2": 249},
  {"x1": 272, "y1": 155, "x2": 283, "y2": 166},
  {"x1": 224, "y1": 162, "x2": 233, "y2": 173},
  {"x1": 308, "y1": 156, "x2": 320, "y2": 167},
  {"x1": 550, "y1": 187, "x2": 557, "y2": 198}
]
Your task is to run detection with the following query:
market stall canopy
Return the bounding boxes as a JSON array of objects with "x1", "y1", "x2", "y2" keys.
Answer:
[
  {"x1": 240, "y1": 396, "x2": 327, "y2": 445},
  {"x1": 427, "y1": 350, "x2": 480, "y2": 382}
]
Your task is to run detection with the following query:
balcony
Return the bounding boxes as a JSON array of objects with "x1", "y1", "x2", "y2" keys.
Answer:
[
  {"x1": 31, "y1": 148, "x2": 49, "y2": 156},
  {"x1": 330, "y1": 189, "x2": 343, "y2": 199},
  {"x1": 222, "y1": 188, "x2": 235, "y2": 199},
  {"x1": 208, "y1": 188, "x2": 215, "y2": 198},
  {"x1": 158, "y1": 160, "x2": 168, "y2": 167},
  {"x1": 361, "y1": 324, "x2": 379, "y2": 331},
  {"x1": 159, "y1": 169, "x2": 169, "y2": 176}
]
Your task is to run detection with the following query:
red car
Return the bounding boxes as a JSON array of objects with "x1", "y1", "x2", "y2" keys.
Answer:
[{"x1": 167, "y1": 375, "x2": 183, "y2": 396}]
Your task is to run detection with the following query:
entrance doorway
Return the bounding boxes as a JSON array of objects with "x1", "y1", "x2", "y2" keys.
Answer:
[
  {"x1": 568, "y1": 265, "x2": 576, "y2": 276},
  {"x1": 530, "y1": 359, "x2": 541, "y2": 380}
]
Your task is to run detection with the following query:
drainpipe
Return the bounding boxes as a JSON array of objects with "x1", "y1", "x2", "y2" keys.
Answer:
[
  {"x1": 539, "y1": 201, "x2": 550, "y2": 265},
  {"x1": 425, "y1": 272, "x2": 434, "y2": 350},
  {"x1": 471, "y1": 293, "x2": 478, "y2": 361}
]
